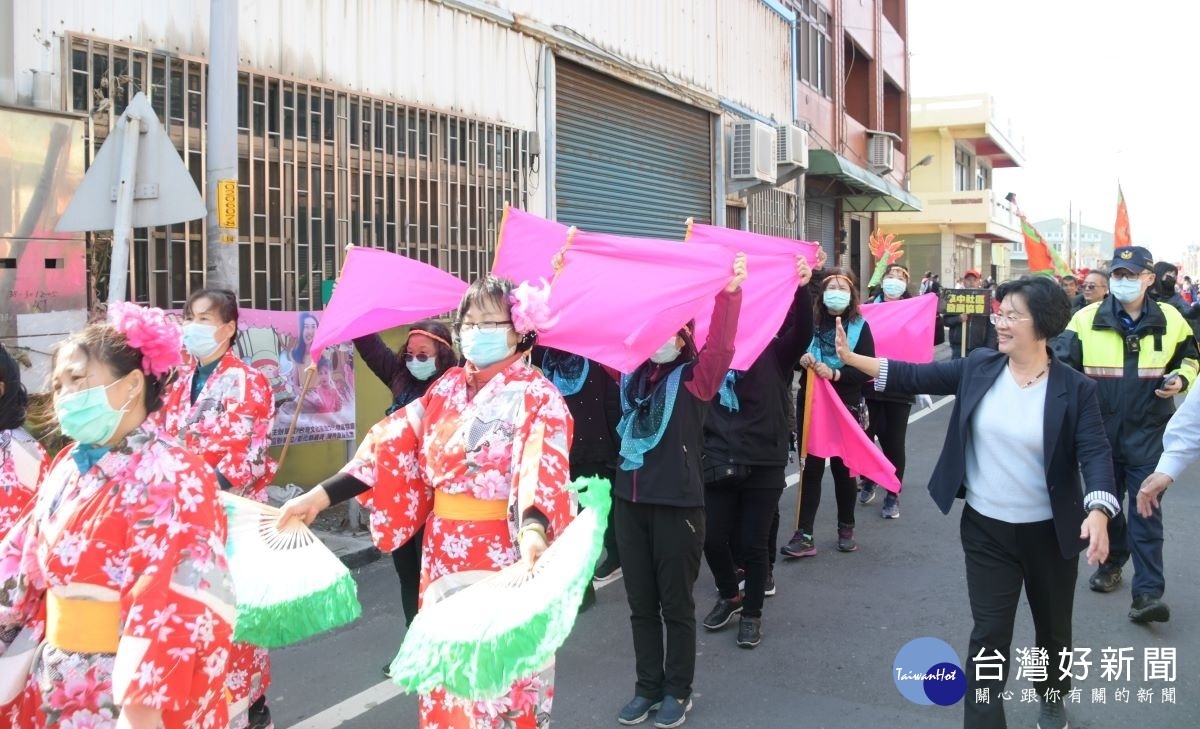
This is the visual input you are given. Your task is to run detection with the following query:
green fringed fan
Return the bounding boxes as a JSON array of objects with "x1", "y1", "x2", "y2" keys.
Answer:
[
  {"x1": 219, "y1": 492, "x2": 363, "y2": 648},
  {"x1": 389, "y1": 476, "x2": 612, "y2": 700}
]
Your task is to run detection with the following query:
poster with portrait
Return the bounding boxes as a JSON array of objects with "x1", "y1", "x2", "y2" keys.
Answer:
[{"x1": 234, "y1": 309, "x2": 356, "y2": 445}]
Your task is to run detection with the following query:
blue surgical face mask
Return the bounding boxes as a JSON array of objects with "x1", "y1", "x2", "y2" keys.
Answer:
[
  {"x1": 459, "y1": 328, "x2": 514, "y2": 368},
  {"x1": 650, "y1": 338, "x2": 682, "y2": 364},
  {"x1": 406, "y1": 358, "x2": 437, "y2": 381},
  {"x1": 823, "y1": 290, "x2": 852, "y2": 313},
  {"x1": 182, "y1": 322, "x2": 221, "y2": 360},
  {"x1": 55, "y1": 380, "x2": 130, "y2": 445},
  {"x1": 1109, "y1": 276, "x2": 1144, "y2": 304},
  {"x1": 881, "y1": 278, "x2": 907, "y2": 299}
]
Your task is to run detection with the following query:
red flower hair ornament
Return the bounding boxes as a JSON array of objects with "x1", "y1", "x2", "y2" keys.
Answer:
[{"x1": 106, "y1": 302, "x2": 184, "y2": 377}]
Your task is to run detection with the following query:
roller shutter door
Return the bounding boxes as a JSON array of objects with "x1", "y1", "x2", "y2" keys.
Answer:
[{"x1": 556, "y1": 61, "x2": 712, "y2": 239}]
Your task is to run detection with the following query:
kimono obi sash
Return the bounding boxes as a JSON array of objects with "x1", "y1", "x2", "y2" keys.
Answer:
[
  {"x1": 433, "y1": 491, "x2": 508, "y2": 521},
  {"x1": 46, "y1": 592, "x2": 120, "y2": 654}
]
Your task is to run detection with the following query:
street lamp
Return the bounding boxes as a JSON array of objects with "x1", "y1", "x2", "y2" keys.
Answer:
[{"x1": 904, "y1": 154, "x2": 934, "y2": 190}]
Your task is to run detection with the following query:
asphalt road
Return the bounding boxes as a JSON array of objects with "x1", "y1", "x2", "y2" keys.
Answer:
[{"x1": 267, "y1": 398, "x2": 1200, "y2": 729}]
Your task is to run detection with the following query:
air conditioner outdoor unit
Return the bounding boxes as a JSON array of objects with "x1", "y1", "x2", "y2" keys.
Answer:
[
  {"x1": 775, "y1": 124, "x2": 809, "y2": 168},
  {"x1": 730, "y1": 119, "x2": 777, "y2": 184},
  {"x1": 867, "y1": 131, "x2": 897, "y2": 174}
]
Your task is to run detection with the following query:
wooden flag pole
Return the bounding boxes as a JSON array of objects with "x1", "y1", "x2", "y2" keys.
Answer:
[
  {"x1": 276, "y1": 365, "x2": 315, "y2": 470},
  {"x1": 793, "y1": 367, "x2": 815, "y2": 530}
]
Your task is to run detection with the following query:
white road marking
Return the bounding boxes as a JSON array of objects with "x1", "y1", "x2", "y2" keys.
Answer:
[
  {"x1": 287, "y1": 679, "x2": 404, "y2": 729},
  {"x1": 291, "y1": 394, "x2": 958, "y2": 727}
]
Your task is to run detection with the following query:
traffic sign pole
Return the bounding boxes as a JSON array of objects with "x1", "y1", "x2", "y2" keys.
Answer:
[{"x1": 107, "y1": 112, "x2": 142, "y2": 303}]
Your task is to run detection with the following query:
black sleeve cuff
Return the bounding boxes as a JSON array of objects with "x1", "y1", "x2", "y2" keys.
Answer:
[{"x1": 321, "y1": 472, "x2": 371, "y2": 506}]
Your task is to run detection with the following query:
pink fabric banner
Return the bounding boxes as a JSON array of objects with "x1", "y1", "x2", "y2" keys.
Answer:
[
  {"x1": 310, "y1": 246, "x2": 468, "y2": 358},
  {"x1": 539, "y1": 230, "x2": 734, "y2": 373},
  {"x1": 807, "y1": 376, "x2": 901, "y2": 492},
  {"x1": 687, "y1": 224, "x2": 819, "y2": 369},
  {"x1": 859, "y1": 294, "x2": 939, "y2": 363},
  {"x1": 491, "y1": 206, "x2": 571, "y2": 285}
]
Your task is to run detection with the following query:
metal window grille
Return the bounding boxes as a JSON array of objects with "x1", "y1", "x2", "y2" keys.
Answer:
[
  {"x1": 65, "y1": 34, "x2": 531, "y2": 311},
  {"x1": 747, "y1": 179, "x2": 800, "y2": 239}
]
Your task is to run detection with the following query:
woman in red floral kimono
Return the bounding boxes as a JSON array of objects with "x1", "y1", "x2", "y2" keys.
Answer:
[
  {"x1": 154, "y1": 288, "x2": 277, "y2": 729},
  {"x1": 0, "y1": 303, "x2": 234, "y2": 729},
  {"x1": 282, "y1": 276, "x2": 574, "y2": 729},
  {"x1": 0, "y1": 344, "x2": 49, "y2": 540}
]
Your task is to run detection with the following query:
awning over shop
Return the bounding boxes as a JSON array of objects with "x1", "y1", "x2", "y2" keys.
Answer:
[{"x1": 806, "y1": 149, "x2": 924, "y2": 213}]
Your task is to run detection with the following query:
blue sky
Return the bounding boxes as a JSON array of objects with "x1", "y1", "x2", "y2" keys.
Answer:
[{"x1": 907, "y1": 0, "x2": 1196, "y2": 260}]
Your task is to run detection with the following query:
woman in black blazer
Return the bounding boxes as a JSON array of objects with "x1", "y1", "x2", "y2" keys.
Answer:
[{"x1": 834, "y1": 275, "x2": 1118, "y2": 729}]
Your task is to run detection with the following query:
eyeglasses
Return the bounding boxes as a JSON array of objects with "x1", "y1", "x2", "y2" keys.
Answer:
[
  {"x1": 404, "y1": 353, "x2": 433, "y2": 362},
  {"x1": 1110, "y1": 270, "x2": 1148, "y2": 281},
  {"x1": 1081, "y1": 283, "x2": 1105, "y2": 291},
  {"x1": 458, "y1": 320, "x2": 512, "y2": 332},
  {"x1": 989, "y1": 313, "x2": 1032, "y2": 327}
]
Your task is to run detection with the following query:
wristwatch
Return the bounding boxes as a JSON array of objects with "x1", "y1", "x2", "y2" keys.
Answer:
[{"x1": 1088, "y1": 503, "x2": 1115, "y2": 519}]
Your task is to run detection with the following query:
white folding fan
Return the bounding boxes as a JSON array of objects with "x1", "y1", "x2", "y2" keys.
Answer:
[
  {"x1": 219, "y1": 492, "x2": 362, "y2": 648},
  {"x1": 388, "y1": 476, "x2": 611, "y2": 701}
]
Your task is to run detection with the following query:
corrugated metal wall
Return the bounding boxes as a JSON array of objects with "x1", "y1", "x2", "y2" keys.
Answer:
[
  {"x1": 10, "y1": 1, "x2": 792, "y2": 124},
  {"x1": 806, "y1": 198, "x2": 837, "y2": 264},
  {"x1": 555, "y1": 61, "x2": 711, "y2": 239}
]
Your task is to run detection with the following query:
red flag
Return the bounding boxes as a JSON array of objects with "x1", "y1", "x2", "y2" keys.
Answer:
[
  {"x1": 1020, "y1": 216, "x2": 1056, "y2": 274},
  {"x1": 805, "y1": 376, "x2": 900, "y2": 492},
  {"x1": 1114, "y1": 184, "x2": 1132, "y2": 248}
]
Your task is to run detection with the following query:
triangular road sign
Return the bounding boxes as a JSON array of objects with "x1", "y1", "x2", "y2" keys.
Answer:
[{"x1": 56, "y1": 92, "x2": 206, "y2": 232}]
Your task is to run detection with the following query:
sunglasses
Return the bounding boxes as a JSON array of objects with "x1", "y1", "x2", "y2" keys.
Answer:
[
  {"x1": 1081, "y1": 283, "x2": 1105, "y2": 291},
  {"x1": 404, "y1": 353, "x2": 434, "y2": 362}
]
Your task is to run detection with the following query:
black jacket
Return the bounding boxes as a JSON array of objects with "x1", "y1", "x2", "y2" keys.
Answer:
[
  {"x1": 354, "y1": 333, "x2": 434, "y2": 413},
  {"x1": 703, "y1": 284, "x2": 812, "y2": 470},
  {"x1": 531, "y1": 348, "x2": 621, "y2": 474},
  {"x1": 944, "y1": 311, "x2": 997, "y2": 354},
  {"x1": 880, "y1": 348, "x2": 1117, "y2": 558}
]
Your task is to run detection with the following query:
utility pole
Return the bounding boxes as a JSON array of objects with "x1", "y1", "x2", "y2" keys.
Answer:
[{"x1": 205, "y1": 0, "x2": 239, "y2": 292}]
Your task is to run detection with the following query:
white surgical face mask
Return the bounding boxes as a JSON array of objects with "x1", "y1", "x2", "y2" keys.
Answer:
[
  {"x1": 1109, "y1": 276, "x2": 1144, "y2": 304},
  {"x1": 650, "y1": 338, "x2": 681, "y2": 364}
]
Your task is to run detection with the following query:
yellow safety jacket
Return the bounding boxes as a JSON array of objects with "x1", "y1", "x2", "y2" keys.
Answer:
[{"x1": 1055, "y1": 298, "x2": 1199, "y2": 465}]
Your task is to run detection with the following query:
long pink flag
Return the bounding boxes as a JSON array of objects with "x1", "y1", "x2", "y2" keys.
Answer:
[
  {"x1": 807, "y1": 376, "x2": 901, "y2": 492},
  {"x1": 492, "y1": 206, "x2": 570, "y2": 284},
  {"x1": 310, "y1": 247, "x2": 467, "y2": 358},
  {"x1": 539, "y1": 230, "x2": 734, "y2": 373},
  {"x1": 687, "y1": 224, "x2": 818, "y2": 369},
  {"x1": 859, "y1": 293, "x2": 939, "y2": 363}
]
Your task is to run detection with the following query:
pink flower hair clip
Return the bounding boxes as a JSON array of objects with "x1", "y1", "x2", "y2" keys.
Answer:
[
  {"x1": 106, "y1": 302, "x2": 184, "y2": 377},
  {"x1": 509, "y1": 278, "x2": 559, "y2": 336}
]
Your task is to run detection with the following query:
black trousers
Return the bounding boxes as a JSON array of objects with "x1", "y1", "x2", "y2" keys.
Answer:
[
  {"x1": 797, "y1": 455, "x2": 856, "y2": 533},
  {"x1": 703, "y1": 467, "x2": 785, "y2": 618},
  {"x1": 961, "y1": 505, "x2": 1077, "y2": 729},
  {"x1": 865, "y1": 399, "x2": 912, "y2": 486},
  {"x1": 391, "y1": 525, "x2": 424, "y2": 627},
  {"x1": 575, "y1": 462, "x2": 620, "y2": 567},
  {"x1": 614, "y1": 497, "x2": 705, "y2": 701}
]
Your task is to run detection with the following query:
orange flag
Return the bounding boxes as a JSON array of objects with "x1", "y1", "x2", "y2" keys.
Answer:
[{"x1": 1114, "y1": 184, "x2": 1132, "y2": 248}]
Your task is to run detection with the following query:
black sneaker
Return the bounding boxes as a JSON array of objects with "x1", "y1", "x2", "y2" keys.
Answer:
[
  {"x1": 382, "y1": 662, "x2": 393, "y2": 678},
  {"x1": 1089, "y1": 563, "x2": 1122, "y2": 593},
  {"x1": 248, "y1": 697, "x2": 274, "y2": 729},
  {"x1": 780, "y1": 531, "x2": 816, "y2": 558},
  {"x1": 578, "y1": 582, "x2": 597, "y2": 614},
  {"x1": 594, "y1": 558, "x2": 623, "y2": 588},
  {"x1": 702, "y1": 597, "x2": 743, "y2": 630},
  {"x1": 836, "y1": 523, "x2": 857, "y2": 553},
  {"x1": 1129, "y1": 594, "x2": 1170, "y2": 624},
  {"x1": 653, "y1": 695, "x2": 692, "y2": 729},
  {"x1": 736, "y1": 616, "x2": 762, "y2": 648},
  {"x1": 1037, "y1": 697, "x2": 1069, "y2": 729},
  {"x1": 617, "y1": 695, "x2": 662, "y2": 725},
  {"x1": 764, "y1": 569, "x2": 776, "y2": 597}
]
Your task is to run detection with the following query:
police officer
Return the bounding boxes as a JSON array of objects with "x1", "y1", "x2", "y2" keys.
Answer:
[{"x1": 1054, "y1": 246, "x2": 1200, "y2": 623}]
